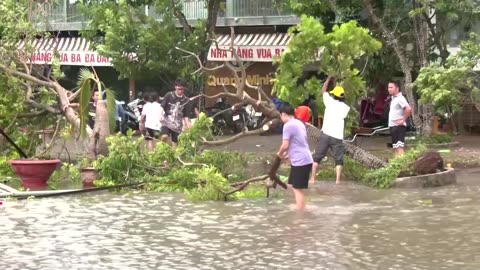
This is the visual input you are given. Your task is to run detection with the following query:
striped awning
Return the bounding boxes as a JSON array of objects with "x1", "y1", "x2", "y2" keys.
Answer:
[
  {"x1": 17, "y1": 37, "x2": 112, "y2": 67},
  {"x1": 208, "y1": 33, "x2": 290, "y2": 62}
]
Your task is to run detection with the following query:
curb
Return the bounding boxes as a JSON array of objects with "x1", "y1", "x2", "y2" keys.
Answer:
[{"x1": 394, "y1": 168, "x2": 456, "y2": 188}]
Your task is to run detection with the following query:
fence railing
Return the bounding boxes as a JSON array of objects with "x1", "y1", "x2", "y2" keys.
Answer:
[{"x1": 32, "y1": 0, "x2": 294, "y2": 25}]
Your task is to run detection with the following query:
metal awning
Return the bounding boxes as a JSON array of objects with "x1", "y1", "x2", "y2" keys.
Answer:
[
  {"x1": 17, "y1": 37, "x2": 112, "y2": 67},
  {"x1": 207, "y1": 33, "x2": 290, "y2": 62}
]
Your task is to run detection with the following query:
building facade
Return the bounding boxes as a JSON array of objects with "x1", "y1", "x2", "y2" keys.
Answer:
[{"x1": 29, "y1": 0, "x2": 299, "y2": 102}]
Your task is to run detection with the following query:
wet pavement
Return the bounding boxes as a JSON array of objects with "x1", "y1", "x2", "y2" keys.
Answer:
[{"x1": 1, "y1": 170, "x2": 480, "y2": 269}]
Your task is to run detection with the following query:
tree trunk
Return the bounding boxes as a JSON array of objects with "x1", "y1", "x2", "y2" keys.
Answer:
[
  {"x1": 343, "y1": 143, "x2": 387, "y2": 169},
  {"x1": 90, "y1": 100, "x2": 110, "y2": 159},
  {"x1": 129, "y1": 79, "x2": 135, "y2": 102},
  {"x1": 306, "y1": 124, "x2": 387, "y2": 169},
  {"x1": 363, "y1": 0, "x2": 428, "y2": 134},
  {"x1": 454, "y1": 110, "x2": 465, "y2": 134},
  {"x1": 418, "y1": 103, "x2": 433, "y2": 135}
]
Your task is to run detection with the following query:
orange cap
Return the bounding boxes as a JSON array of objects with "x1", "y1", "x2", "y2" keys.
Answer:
[{"x1": 295, "y1": 106, "x2": 311, "y2": 123}]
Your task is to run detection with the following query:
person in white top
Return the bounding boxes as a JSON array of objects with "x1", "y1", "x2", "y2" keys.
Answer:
[
  {"x1": 140, "y1": 92, "x2": 162, "y2": 151},
  {"x1": 310, "y1": 76, "x2": 350, "y2": 184},
  {"x1": 387, "y1": 81, "x2": 412, "y2": 155}
]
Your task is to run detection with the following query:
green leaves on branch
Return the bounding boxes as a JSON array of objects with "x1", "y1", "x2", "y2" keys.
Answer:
[
  {"x1": 77, "y1": 69, "x2": 117, "y2": 138},
  {"x1": 80, "y1": 0, "x2": 207, "y2": 81},
  {"x1": 93, "y1": 114, "x2": 251, "y2": 201},
  {"x1": 364, "y1": 145, "x2": 426, "y2": 188},
  {"x1": 274, "y1": 16, "x2": 381, "y2": 106},
  {"x1": 414, "y1": 33, "x2": 480, "y2": 113},
  {"x1": 273, "y1": 16, "x2": 381, "y2": 130}
]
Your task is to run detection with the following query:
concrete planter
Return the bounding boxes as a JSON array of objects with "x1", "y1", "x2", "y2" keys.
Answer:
[{"x1": 394, "y1": 168, "x2": 456, "y2": 188}]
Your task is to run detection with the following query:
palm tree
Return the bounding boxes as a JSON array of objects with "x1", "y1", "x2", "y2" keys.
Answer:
[{"x1": 77, "y1": 69, "x2": 117, "y2": 158}]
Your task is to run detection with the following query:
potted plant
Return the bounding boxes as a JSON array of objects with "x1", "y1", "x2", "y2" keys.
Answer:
[
  {"x1": 2, "y1": 126, "x2": 61, "y2": 190},
  {"x1": 8, "y1": 158, "x2": 61, "y2": 190},
  {"x1": 78, "y1": 157, "x2": 98, "y2": 188}
]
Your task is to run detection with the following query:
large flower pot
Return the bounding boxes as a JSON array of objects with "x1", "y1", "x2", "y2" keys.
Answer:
[
  {"x1": 8, "y1": 159, "x2": 61, "y2": 189},
  {"x1": 80, "y1": 167, "x2": 97, "y2": 188}
]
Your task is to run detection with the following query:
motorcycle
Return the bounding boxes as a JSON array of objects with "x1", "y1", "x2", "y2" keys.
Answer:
[
  {"x1": 244, "y1": 104, "x2": 265, "y2": 130},
  {"x1": 124, "y1": 94, "x2": 146, "y2": 132},
  {"x1": 231, "y1": 105, "x2": 247, "y2": 133},
  {"x1": 205, "y1": 98, "x2": 245, "y2": 134}
]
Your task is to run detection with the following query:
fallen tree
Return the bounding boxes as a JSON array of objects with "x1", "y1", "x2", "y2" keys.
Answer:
[{"x1": 176, "y1": 19, "x2": 388, "y2": 169}]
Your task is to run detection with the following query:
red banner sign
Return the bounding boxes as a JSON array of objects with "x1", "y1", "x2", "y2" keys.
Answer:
[
  {"x1": 27, "y1": 51, "x2": 112, "y2": 66},
  {"x1": 208, "y1": 46, "x2": 286, "y2": 62}
]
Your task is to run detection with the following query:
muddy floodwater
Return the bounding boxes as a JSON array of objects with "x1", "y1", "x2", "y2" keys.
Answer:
[{"x1": 1, "y1": 169, "x2": 480, "y2": 270}]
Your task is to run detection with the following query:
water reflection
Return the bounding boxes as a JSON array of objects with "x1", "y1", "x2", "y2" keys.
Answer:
[{"x1": 1, "y1": 170, "x2": 480, "y2": 269}]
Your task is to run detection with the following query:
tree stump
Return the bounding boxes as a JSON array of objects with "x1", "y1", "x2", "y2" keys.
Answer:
[{"x1": 414, "y1": 151, "x2": 444, "y2": 175}]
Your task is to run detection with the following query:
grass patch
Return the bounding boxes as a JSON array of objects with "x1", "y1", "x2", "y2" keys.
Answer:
[{"x1": 406, "y1": 133, "x2": 454, "y2": 144}]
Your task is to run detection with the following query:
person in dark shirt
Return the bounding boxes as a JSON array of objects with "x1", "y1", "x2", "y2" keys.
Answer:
[
  {"x1": 159, "y1": 79, "x2": 191, "y2": 147},
  {"x1": 184, "y1": 89, "x2": 200, "y2": 127},
  {"x1": 302, "y1": 94, "x2": 319, "y2": 127}
]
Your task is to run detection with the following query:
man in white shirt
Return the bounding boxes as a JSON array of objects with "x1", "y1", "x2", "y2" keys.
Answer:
[
  {"x1": 387, "y1": 81, "x2": 412, "y2": 155},
  {"x1": 310, "y1": 76, "x2": 351, "y2": 184},
  {"x1": 140, "y1": 92, "x2": 162, "y2": 151}
]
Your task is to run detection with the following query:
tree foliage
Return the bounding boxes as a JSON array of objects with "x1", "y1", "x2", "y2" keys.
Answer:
[
  {"x1": 273, "y1": 16, "x2": 381, "y2": 128},
  {"x1": 79, "y1": 0, "x2": 210, "y2": 84},
  {"x1": 414, "y1": 33, "x2": 480, "y2": 113},
  {"x1": 93, "y1": 114, "x2": 260, "y2": 201}
]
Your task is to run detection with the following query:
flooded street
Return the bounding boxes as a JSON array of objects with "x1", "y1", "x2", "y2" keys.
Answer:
[{"x1": 2, "y1": 169, "x2": 480, "y2": 270}]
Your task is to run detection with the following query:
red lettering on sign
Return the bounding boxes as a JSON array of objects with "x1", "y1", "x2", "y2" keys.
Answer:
[
  {"x1": 85, "y1": 53, "x2": 95, "y2": 63},
  {"x1": 210, "y1": 48, "x2": 227, "y2": 59},
  {"x1": 97, "y1": 55, "x2": 108, "y2": 63},
  {"x1": 275, "y1": 48, "x2": 284, "y2": 56},
  {"x1": 256, "y1": 48, "x2": 272, "y2": 59},
  {"x1": 32, "y1": 52, "x2": 53, "y2": 62},
  {"x1": 61, "y1": 53, "x2": 68, "y2": 62},
  {"x1": 235, "y1": 48, "x2": 253, "y2": 58}
]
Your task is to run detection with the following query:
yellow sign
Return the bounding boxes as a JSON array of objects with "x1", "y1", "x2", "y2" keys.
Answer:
[{"x1": 207, "y1": 75, "x2": 273, "y2": 87}]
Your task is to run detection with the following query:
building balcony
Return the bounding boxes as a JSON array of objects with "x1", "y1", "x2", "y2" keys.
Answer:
[{"x1": 33, "y1": 0, "x2": 299, "y2": 31}]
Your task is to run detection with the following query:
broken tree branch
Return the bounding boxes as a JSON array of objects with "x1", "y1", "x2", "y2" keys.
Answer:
[
  {"x1": 37, "y1": 116, "x2": 63, "y2": 157},
  {"x1": 202, "y1": 119, "x2": 281, "y2": 145},
  {"x1": 223, "y1": 174, "x2": 269, "y2": 200},
  {"x1": 0, "y1": 63, "x2": 56, "y2": 89},
  {"x1": 175, "y1": 46, "x2": 226, "y2": 74},
  {"x1": 17, "y1": 110, "x2": 49, "y2": 118},
  {"x1": 25, "y1": 100, "x2": 61, "y2": 114},
  {"x1": 245, "y1": 81, "x2": 273, "y2": 106},
  {"x1": 202, "y1": 91, "x2": 238, "y2": 100}
]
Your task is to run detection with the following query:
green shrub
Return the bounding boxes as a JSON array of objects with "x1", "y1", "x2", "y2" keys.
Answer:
[
  {"x1": 0, "y1": 155, "x2": 17, "y2": 177},
  {"x1": 95, "y1": 133, "x2": 146, "y2": 185},
  {"x1": 48, "y1": 163, "x2": 81, "y2": 189},
  {"x1": 406, "y1": 133, "x2": 453, "y2": 144},
  {"x1": 364, "y1": 145, "x2": 426, "y2": 188}
]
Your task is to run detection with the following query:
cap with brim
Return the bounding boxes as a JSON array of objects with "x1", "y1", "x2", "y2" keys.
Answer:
[{"x1": 329, "y1": 86, "x2": 345, "y2": 98}]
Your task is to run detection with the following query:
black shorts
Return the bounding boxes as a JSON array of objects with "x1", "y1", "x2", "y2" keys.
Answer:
[
  {"x1": 161, "y1": 126, "x2": 180, "y2": 143},
  {"x1": 288, "y1": 163, "x2": 312, "y2": 189},
  {"x1": 390, "y1": 125, "x2": 407, "y2": 149},
  {"x1": 312, "y1": 132, "x2": 345, "y2": 165},
  {"x1": 144, "y1": 128, "x2": 160, "y2": 141}
]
